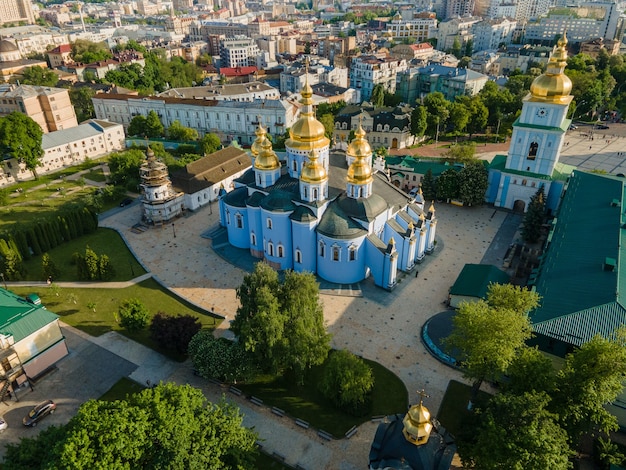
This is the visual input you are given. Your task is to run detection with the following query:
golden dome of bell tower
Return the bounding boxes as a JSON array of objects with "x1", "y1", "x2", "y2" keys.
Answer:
[
  {"x1": 301, "y1": 148, "x2": 328, "y2": 184},
  {"x1": 251, "y1": 120, "x2": 269, "y2": 160},
  {"x1": 346, "y1": 120, "x2": 373, "y2": 186},
  {"x1": 529, "y1": 32, "x2": 573, "y2": 105}
]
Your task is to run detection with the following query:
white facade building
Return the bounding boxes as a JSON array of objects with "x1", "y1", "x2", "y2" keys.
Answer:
[
  {"x1": 157, "y1": 82, "x2": 280, "y2": 102},
  {"x1": 92, "y1": 93, "x2": 297, "y2": 146},
  {"x1": 384, "y1": 14, "x2": 438, "y2": 42},
  {"x1": 472, "y1": 18, "x2": 517, "y2": 53},
  {"x1": 349, "y1": 55, "x2": 407, "y2": 103},
  {"x1": 219, "y1": 36, "x2": 261, "y2": 68}
]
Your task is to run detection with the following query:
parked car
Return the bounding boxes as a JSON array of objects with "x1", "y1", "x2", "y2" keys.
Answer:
[
  {"x1": 596, "y1": 124, "x2": 610, "y2": 130},
  {"x1": 0, "y1": 417, "x2": 7, "y2": 432},
  {"x1": 568, "y1": 124, "x2": 578, "y2": 130},
  {"x1": 408, "y1": 187, "x2": 420, "y2": 198},
  {"x1": 120, "y1": 198, "x2": 133, "y2": 207},
  {"x1": 23, "y1": 400, "x2": 56, "y2": 426}
]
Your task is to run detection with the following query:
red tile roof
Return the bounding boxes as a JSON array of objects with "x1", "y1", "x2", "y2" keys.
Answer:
[{"x1": 220, "y1": 66, "x2": 257, "y2": 77}]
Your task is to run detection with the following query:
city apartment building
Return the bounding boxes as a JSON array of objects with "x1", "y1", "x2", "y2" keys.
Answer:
[
  {"x1": 514, "y1": 0, "x2": 551, "y2": 23},
  {"x1": 0, "y1": 84, "x2": 78, "y2": 133},
  {"x1": 62, "y1": 51, "x2": 145, "y2": 80},
  {"x1": 396, "y1": 65, "x2": 488, "y2": 103},
  {"x1": 524, "y1": 2, "x2": 621, "y2": 44},
  {"x1": 220, "y1": 36, "x2": 261, "y2": 68},
  {"x1": 474, "y1": 0, "x2": 516, "y2": 19},
  {"x1": 47, "y1": 44, "x2": 72, "y2": 68},
  {"x1": 472, "y1": 17, "x2": 517, "y2": 52},
  {"x1": 280, "y1": 64, "x2": 348, "y2": 94},
  {"x1": 384, "y1": 13, "x2": 438, "y2": 43},
  {"x1": 390, "y1": 43, "x2": 435, "y2": 62},
  {"x1": 189, "y1": 21, "x2": 247, "y2": 42},
  {"x1": 444, "y1": 0, "x2": 475, "y2": 19},
  {"x1": 349, "y1": 55, "x2": 407, "y2": 103},
  {"x1": 0, "y1": 0, "x2": 35, "y2": 25},
  {"x1": 436, "y1": 16, "x2": 481, "y2": 52},
  {"x1": 92, "y1": 93, "x2": 298, "y2": 146},
  {"x1": 317, "y1": 36, "x2": 356, "y2": 65}
]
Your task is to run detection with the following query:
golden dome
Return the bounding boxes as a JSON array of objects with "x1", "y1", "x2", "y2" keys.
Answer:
[
  {"x1": 346, "y1": 123, "x2": 372, "y2": 159},
  {"x1": 347, "y1": 157, "x2": 373, "y2": 185},
  {"x1": 402, "y1": 401, "x2": 433, "y2": 446},
  {"x1": 285, "y1": 71, "x2": 330, "y2": 150},
  {"x1": 301, "y1": 149, "x2": 328, "y2": 183},
  {"x1": 251, "y1": 122, "x2": 268, "y2": 157},
  {"x1": 254, "y1": 138, "x2": 280, "y2": 171},
  {"x1": 529, "y1": 32, "x2": 573, "y2": 104},
  {"x1": 429, "y1": 201, "x2": 435, "y2": 213}
]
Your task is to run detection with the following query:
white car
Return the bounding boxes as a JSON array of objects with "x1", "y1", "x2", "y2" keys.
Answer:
[{"x1": 0, "y1": 417, "x2": 7, "y2": 432}]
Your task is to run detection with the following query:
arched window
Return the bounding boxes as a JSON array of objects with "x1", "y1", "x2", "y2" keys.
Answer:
[
  {"x1": 268, "y1": 242, "x2": 274, "y2": 256},
  {"x1": 332, "y1": 246, "x2": 340, "y2": 261},
  {"x1": 313, "y1": 188, "x2": 318, "y2": 199},
  {"x1": 226, "y1": 209, "x2": 230, "y2": 225},
  {"x1": 251, "y1": 233, "x2": 256, "y2": 245},
  {"x1": 235, "y1": 214, "x2": 243, "y2": 228},
  {"x1": 349, "y1": 246, "x2": 357, "y2": 261},
  {"x1": 303, "y1": 187, "x2": 308, "y2": 198},
  {"x1": 295, "y1": 249, "x2": 302, "y2": 264},
  {"x1": 292, "y1": 160, "x2": 297, "y2": 172},
  {"x1": 319, "y1": 241, "x2": 325, "y2": 257},
  {"x1": 522, "y1": 179, "x2": 527, "y2": 186},
  {"x1": 528, "y1": 142, "x2": 538, "y2": 160},
  {"x1": 377, "y1": 124, "x2": 382, "y2": 131},
  {"x1": 278, "y1": 245, "x2": 284, "y2": 257},
  {"x1": 267, "y1": 218, "x2": 272, "y2": 229},
  {"x1": 257, "y1": 175, "x2": 262, "y2": 185}
]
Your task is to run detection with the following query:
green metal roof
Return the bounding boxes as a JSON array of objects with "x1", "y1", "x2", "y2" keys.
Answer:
[
  {"x1": 449, "y1": 264, "x2": 510, "y2": 298},
  {"x1": 511, "y1": 117, "x2": 569, "y2": 132},
  {"x1": 531, "y1": 170, "x2": 626, "y2": 345},
  {"x1": 385, "y1": 156, "x2": 452, "y2": 177},
  {"x1": 317, "y1": 202, "x2": 367, "y2": 239},
  {"x1": 0, "y1": 289, "x2": 60, "y2": 343}
]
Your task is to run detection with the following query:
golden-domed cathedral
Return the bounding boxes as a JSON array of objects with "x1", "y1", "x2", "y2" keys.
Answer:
[
  {"x1": 486, "y1": 32, "x2": 576, "y2": 212},
  {"x1": 219, "y1": 75, "x2": 438, "y2": 289}
]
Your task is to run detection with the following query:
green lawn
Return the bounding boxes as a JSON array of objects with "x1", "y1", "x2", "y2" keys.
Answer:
[
  {"x1": 11, "y1": 278, "x2": 221, "y2": 361},
  {"x1": 85, "y1": 168, "x2": 107, "y2": 183},
  {"x1": 437, "y1": 380, "x2": 492, "y2": 437},
  {"x1": 100, "y1": 377, "x2": 146, "y2": 401},
  {"x1": 21, "y1": 227, "x2": 147, "y2": 282},
  {"x1": 239, "y1": 354, "x2": 408, "y2": 437}
]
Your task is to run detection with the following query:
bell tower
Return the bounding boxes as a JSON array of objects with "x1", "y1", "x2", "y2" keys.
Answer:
[{"x1": 506, "y1": 32, "x2": 573, "y2": 178}]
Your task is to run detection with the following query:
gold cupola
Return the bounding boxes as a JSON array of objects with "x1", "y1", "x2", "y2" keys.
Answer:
[
  {"x1": 346, "y1": 121, "x2": 372, "y2": 161},
  {"x1": 301, "y1": 148, "x2": 328, "y2": 183},
  {"x1": 251, "y1": 121, "x2": 269, "y2": 158},
  {"x1": 402, "y1": 391, "x2": 433, "y2": 446},
  {"x1": 529, "y1": 32, "x2": 573, "y2": 104},
  {"x1": 285, "y1": 64, "x2": 330, "y2": 151},
  {"x1": 254, "y1": 135, "x2": 280, "y2": 171},
  {"x1": 346, "y1": 122, "x2": 373, "y2": 185}
]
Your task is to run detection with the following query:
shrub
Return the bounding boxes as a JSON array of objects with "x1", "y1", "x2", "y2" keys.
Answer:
[
  {"x1": 41, "y1": 252, "x2": 61, "y2": 281},
  {"x1": 188, "y1": 331, "x2": 256, "y2": 383},
  {"x1": 150, "y1": 313, "x2": 201, "y2": 354},
  {"x1": 118, "y1": 298, "x2": 150, "y2": 333},
  {"x1": 318, "y1": 350, "x2": 374, "y2": 416}
]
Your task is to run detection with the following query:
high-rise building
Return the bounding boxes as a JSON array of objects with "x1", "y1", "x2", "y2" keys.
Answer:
[
  {"x1": 444, "y1": 0, "x2": 475, "y2": 19},
  {"x1": 0, "y1": 0, "x2": 35, "y2": 26}
]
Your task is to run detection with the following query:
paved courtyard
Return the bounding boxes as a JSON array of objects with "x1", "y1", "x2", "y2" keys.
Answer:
[{"x1": 97, "y1": 198, "x2": 511, "y2": 468}]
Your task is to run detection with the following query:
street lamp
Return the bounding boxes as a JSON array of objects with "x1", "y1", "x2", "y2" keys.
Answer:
[{"x1": 172, "y1": 223, "x2": 176, "y2": 238}]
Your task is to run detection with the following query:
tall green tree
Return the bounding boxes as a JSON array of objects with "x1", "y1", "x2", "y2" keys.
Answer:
[
  {"x1": 20, "y1": 66, "x2": 58, "y2": 86},
  {"x1": 319, "y1": 113, "x2": 335, "y2": 139},
  {"x1": 199, "y1": 133, "x2": 221, "y2": 155},
  {"x1": 420, "y1": 168, "x2": 436, "y2": 201},
  {"x1": 450, "y1": 37, "x2": 462, "y2": 59},
  {"x1": 0, "y1": 112, "x2": 44, "y2": 178},
  {"x1": 423, "y1": 92, "x2": 450, "y2": 138},
  {"x1": 410, "y1": 105, "x2": 427, "y2": 138},
  {"x1": 504, "y1": 346, "x2": 555, "y2": 396},
  {"x1": 370, "y1": 84, "x2": 385, "y2": 108},
  {"x1": 435, "y1": 168, "x2": 459, "y2": 202},
  {"x1": 71, "y1": 39, "x2": 112, "y2": 63},
  {"x1": 550, "y1": 328, "x2": 626, "y2": 445},
  {"x1": 231, "y1": 262, "x2": 331, "y2": 378},
  {"x1": 466, "y1": 391, "x2": 572, "y2": 470},
  {"x1": 449, "y1": 101, "x2": 470, "y2": 133},
  {"x1": 445, "y1": 283, "x2": 539, "y2": 401},
  {"x1": 4, "y1": 383, "x2": 259, "y2": 469},
  {"x1": 127, "y1": 115, "x2": 147, "y2": 137},
  {"x1": 458, "y1": 160, "x2": 488, "y2": 206},
  {"x1": 145, "y1": 110, "x2": 164, "y2": 138},
  {"x1": 167, "y1": 120, "x2": 199, "y2": 141},
  {"x1": 521, "y1": 185, "x2": 546, "y2": 243}
]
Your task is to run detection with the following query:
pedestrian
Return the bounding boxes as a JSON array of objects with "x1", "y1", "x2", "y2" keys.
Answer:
[
  {"x1": 47, "y1": 276, "x2": 52, "y2": 285},
  {"x1": 415, "y1": 269, "x2": 419, "y2": 278}
]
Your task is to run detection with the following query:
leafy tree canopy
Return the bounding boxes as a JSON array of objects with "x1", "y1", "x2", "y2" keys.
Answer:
[
  {"x1": 0, "y1": 112, "x2": 44, "y2": 177},
  {"x1": 71, "y1": 39, "x2": 112, "y2": 64},
  {"x1": 3, "y1": 383, "x2": 259, "y2": 469},
  {"x1": 20, "y1": 66, "x2": 58, "y2": 86}
]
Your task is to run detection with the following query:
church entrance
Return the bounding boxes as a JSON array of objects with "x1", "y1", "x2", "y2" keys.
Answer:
[
  {"x1": 391, "y1": 138, "x2": 398, "y2": 149},
  {"x1": 513, "y1": 200, "x2": 526, "y2": 213}
]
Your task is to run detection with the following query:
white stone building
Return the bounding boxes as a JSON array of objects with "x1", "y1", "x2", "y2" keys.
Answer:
[
  {"x1": 349, "y1": 55, "x2": 407, "y2": 103},
  {"x1": 472, "y1": 18, "x2": 517, "y2": 53}
]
